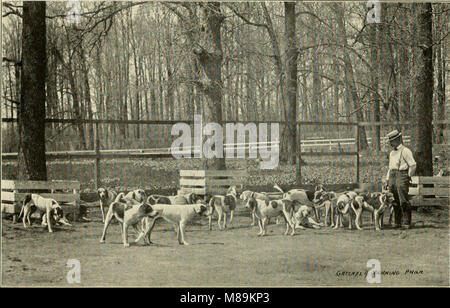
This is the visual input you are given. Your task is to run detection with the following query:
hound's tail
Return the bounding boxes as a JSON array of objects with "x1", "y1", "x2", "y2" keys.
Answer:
[
  {"x1": 273, "y1": 184, "x2": 284, "y2": 194},
  {"x1": 115, "y1": 192, "x2": 126, "y2": 203},
  {"x1": 207, "y1": 196, "x2": 217, "y2": 216}
]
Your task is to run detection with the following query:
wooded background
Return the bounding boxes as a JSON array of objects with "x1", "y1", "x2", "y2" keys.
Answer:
[{"x1": 1, "y1": 1, "x2": 448, "y2": 184}]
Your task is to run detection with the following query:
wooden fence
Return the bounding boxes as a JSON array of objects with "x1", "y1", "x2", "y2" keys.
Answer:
[{"x1": 2, "y1": 118, "x2": 448, "y2": 188}]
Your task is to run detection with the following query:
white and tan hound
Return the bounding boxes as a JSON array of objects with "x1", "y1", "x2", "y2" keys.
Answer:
[
  {"x1": 239, "y1": 190, "x2": 282, "y2": 226},
  {"x1": 293, "y1": 205, "x2": 323, "y2": 229},
  {"x1": 208, "y1": 186, "x2": 238, "y2": 230},
  {"x1": 352, "y1": 192, "x2": 395, "y2": 230},
  {"x1": 19, "y1": 194, "x2": 65, "y2": 233},
  {"x1": 97, "y1": 188, "x2": 118, "y2": 223},
  {"x1": 244, "y1": 197, "x2": 296, "y2": 236},
  {"x1": 142, "y1": 203, "x2": 209, "y2": 246}
]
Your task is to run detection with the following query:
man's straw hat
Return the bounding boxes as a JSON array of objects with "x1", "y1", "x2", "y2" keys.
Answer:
[{"x1": 387, "y1": 129, "x2": 402, "y2": 141}]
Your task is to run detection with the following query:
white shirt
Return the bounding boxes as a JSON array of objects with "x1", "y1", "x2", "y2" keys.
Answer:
[
  {"x1": 385, "y1": 144, "x2": 416, "y2": 181},
  {"x1": 388, "y1": 144, "x2": 416, "y2": 171}
]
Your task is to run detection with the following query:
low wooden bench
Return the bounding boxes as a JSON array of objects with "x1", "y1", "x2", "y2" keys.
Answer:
[
  {"x1": 178, "y1": 169, "x2": 247, "y2": 196},
  {"x1": 409, "y1": 176, "x2": 449, "y2": 207},
  {"x1": 1, "y1": 180, "x2": 80, "y2": 223}
]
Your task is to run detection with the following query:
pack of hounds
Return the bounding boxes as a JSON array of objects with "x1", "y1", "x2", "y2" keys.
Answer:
[{"x1": 19, "y1": 184, "x2": 395, "y2": 247}]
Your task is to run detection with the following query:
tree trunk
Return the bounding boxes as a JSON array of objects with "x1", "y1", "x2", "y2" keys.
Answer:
[
  {"x1": 261, "y1": 2, "x2": 289, "y2": 160},
  {"x1": 368, "y1": 12, "x2": 381, "y2": 151},
  {"x1": 47, "y1": 47, "x2": 58, "y2": 132},
  {"x1": 67, "y1": 57, "x2": 86, "y2": 150},
  {"x1": 435, "y1": 3, "x2": 445, "y2": 145},
  {"x1": 398, "y1": 4, "x2": 410, "y2": 132},
  {"x1": 193, "y1": 2, "x2": 226, "y2": 170},
  {"x1": 412, "y1": 3, "x2": 433, "y2": 176},
  {"x1": 79, "y1": 42, "x2": 94, "y2": 149},
  {"x1": 383, "y1": 5, "x2": 399, "y2": 124},
  {"x1": 18, "y1": 1, "x2": 47, "y2": 180},
  {"x1": 310, "y1": 10, "x2": 320, "y2": 121},
  {"x1": 335, "y1": 2, "x2": 369, "y2": 149},
  {"x1": 284, "y1": 2, "x2": 298, "y2": 165}
]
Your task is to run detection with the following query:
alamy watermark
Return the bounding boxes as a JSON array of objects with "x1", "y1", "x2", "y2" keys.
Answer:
[
  {"x1": 171, "y1": 115, "x2": 280, "y2": 170},
  {"x1": 366, "y1": 0, "x2": 381, "y2": 24},
  {"x1": 66, "y1": 258, "x2": 81, "y2": 284},
  {"x1": 366, "y1": 259, "x2": 381, "y2": 283}
]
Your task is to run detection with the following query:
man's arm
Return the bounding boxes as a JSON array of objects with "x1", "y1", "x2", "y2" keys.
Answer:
[
  {"x1": 408, "y1": 165, "x2": 416, "y2": 178},
  {"x1": 404, "y1": 148, "x2": 417, "y2": 177}
]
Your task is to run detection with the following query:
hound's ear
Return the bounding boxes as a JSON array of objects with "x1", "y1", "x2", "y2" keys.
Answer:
[
  {"x1": 137, "y1": 202, "x2": 146, "y2": 212},
  {"x1": 249, "y1": 199, "x2": 257, "y2": 210},
  {"x1": 23, "y1": 194, "x2": 32, "y2": 205},
  {"x1": 194, "y1": 204, "x2": 206, "y2": 214},
  {"x1": 105, "y1": 190, "x2": 109, "y2": 199},
  {"x1": 204, "y1": 193, "x2": 213, "y2": 203},
  {"x1": 381, "y1": 194, "x2": 387, "y2": 203},
  {"x1": 190, "y1": 193, "x2": 198, "y2": 204}
]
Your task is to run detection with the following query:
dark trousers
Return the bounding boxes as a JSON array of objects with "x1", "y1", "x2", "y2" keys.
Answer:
[{"x1": 388, "y1": 170, "x2": 411, "y2": 226}]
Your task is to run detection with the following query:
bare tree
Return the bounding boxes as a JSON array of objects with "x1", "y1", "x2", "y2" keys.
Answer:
[
  {"x1": 18, "y1": 1, "x2": 47, "y2": 180},
  {"x1": 368, "y1": 5, "x2": 381, "y2": 151},
  {"x1": 191, "y1": 2, "x2": 226, "y2": 170},
  {"x1": 284, "y1": 2, "x2": 298, "y2": 165},
  {"x1": 334, "y1": 2, "x2": 369, "y2": 149},
  {"x1": 412, "y1": 3, "x2": 434, "y2": 176}
]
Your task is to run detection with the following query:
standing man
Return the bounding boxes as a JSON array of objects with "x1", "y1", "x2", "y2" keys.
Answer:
[{"x1": 384, "y1": 130, "x2": 417, "y2": 229}]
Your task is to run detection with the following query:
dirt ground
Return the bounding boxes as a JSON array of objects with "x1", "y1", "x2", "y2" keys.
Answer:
[{"x1": 2, "y1": 206, "x2": 449, "y2": 287}]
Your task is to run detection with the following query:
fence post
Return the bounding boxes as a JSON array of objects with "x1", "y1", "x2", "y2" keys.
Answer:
[
  {"x1": 94, "y1": 122, "x2": 101, "y2": 189},
  {"x1": 296, "y1": 123, "x2": 301, "y2": 185},
  {"x1": 355, "y1": 124, "x2": 360, "y2": 183}
]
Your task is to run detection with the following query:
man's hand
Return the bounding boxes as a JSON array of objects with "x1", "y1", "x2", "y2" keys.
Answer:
[
  {"x1": 382, "y1": 180, "x2": 389, "y2": 192},
  {"x1": 407, "y1": 175, "x2": 413, "y2": 185}
]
